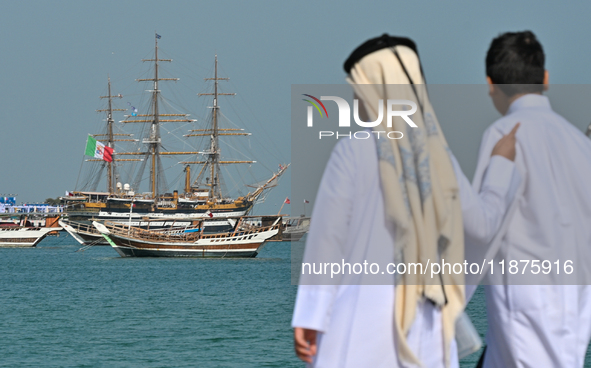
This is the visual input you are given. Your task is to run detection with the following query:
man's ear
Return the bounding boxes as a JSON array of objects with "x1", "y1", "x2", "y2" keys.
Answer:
[
  {"x1": 486, "y1": 76, "x2": 495, "y2": 95},
  {"x1": 543, "y1": 70, "x2": 549, "y2": 91}
]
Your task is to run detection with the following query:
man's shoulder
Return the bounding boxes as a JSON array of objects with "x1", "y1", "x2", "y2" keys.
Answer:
[
  {"x1": 487, "y1": 104, "x2": 570, "y2": 136},
  {"x1": 484, "y1": 114, "x2": 520, "y2": 137}
]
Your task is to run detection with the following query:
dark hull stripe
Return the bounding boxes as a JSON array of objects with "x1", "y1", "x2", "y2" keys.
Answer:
[
  {"x1": 113, "y1": 246, "x2": 259, "y2": 258},
  {"x1": 114, "y1": 237, "x2": 263, "y2": 250}
]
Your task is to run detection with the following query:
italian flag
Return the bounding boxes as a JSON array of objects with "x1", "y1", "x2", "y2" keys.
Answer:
[{"x1": 85, "y1": 135, "x2": 114, "y2": 162}]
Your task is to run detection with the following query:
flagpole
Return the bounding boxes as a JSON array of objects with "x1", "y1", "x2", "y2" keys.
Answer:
[
  {"x1": 303, "y1": 199, "x2": 310, "y2": 217},
  {"x1": 277, "y1": 201, "x2": 286, "y2": 216},
  {"x1": 277, "y1": 197, "x2": 289, "y2": 215}
]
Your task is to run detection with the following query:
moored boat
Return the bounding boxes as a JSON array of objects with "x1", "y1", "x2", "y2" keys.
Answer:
[
  {"x1": 281, "y1": 216, "x2": 310, "y2": 242},
  {"x1": 0, "y1": 227, "x2": 57, "y2": 248},
  {"x1": 60, "y1": 216, "x2": 241, "y2": 246},
  {"x1": 0, "y1": 218, "x2": 62, "y2": 248},
  {"x1": 93, "y1": 216, "x2": 282, "y2": 258}
]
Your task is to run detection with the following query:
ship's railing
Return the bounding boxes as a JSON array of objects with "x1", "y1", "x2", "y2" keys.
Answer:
[
  {"x1": 68, "y1": 221, "x2": 100, "y2": 235},
  {"x1": 104, "y1": 221, "x2": 202, "y2": 242},
  {"x1": 103, "y1": 219, "x2": 282, "y2": 243},
  {"x1": 201, "y1": 223, "x2": 282, "y2": 240}
]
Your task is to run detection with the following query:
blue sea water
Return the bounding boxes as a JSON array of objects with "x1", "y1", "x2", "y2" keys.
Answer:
[
  {"x1": 1, "y1": 234, "x2": 298, "y2": 368},
  {"x1": 1, "y1": 234, "x2": 590, "y2": 367}
]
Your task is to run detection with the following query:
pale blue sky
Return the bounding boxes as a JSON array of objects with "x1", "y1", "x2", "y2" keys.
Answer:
[{"x1": 2, "y1": 1, "x2": 590, "y2": 213}]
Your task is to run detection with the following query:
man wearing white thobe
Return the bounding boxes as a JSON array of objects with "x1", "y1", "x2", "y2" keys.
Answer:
[
  {"x1": 292, "y1": 132, "x2": 520, "y2": 367},
  {"x1": 471, "y1": 31, "x2": 591, "y2": 368}
]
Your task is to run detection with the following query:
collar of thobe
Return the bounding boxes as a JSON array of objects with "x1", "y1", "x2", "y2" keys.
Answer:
[{"x1": 507, "y1": 93, "x2": 551, "y2": 115}]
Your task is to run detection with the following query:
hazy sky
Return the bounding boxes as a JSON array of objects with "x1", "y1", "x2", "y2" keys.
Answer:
[{"x1": 2, "y1": 1, "x2": 591, "y2": 215}]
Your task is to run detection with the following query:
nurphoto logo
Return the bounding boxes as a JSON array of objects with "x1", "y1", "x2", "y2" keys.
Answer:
[{"x1": 303, "y1": 94, "x2": 417, "y2": 140}]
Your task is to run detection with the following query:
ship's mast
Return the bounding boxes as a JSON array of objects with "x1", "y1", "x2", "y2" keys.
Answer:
[
  {"x1": 184, "y1": 56, "x2": 258, "y2": 200},
  {"x1": 211, "y1": 56, "x2": 219, "y2": 198},
  {"x1": 107, "y1": 79, "x2": 115, "y2": 192},
  {"x1": 196, "y1": 55, "x2": 236, "y2": 199},
  {"x1": 96, "y1": 77, "x2": 125, "y2": 193},
  {"x1": 119, "y1": 34, "x2": 199, "y2": 200},
  {"x1": 182, "y1": 55, "x2": 289, "y2": 207},
  {"x1": 210, "y1": 56, "x2": 221, "y2": 199},
  {"x1": 150, "y1": 36, "x2": 162, "y2": 198}
]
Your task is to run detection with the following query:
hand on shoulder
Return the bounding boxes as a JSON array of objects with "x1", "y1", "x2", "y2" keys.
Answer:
[{"x1": 491, "y1": 122, "x2": 520, "y2": 161}]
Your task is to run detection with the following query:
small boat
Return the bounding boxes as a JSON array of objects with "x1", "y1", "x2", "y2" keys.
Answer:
[
  {"x1": 93, "y1": 216, "x2": 282, "y2": 258},
  {"x1": 0, "y1": 217, "x2": 62, "y2": 248},
  {"x1": 281, "y1": 216, "x2": 310, "y2": 242}
]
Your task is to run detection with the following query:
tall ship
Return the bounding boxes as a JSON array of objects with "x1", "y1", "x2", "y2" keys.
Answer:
[{"x1": 62, "y1": 35, "x2": 288, "y2": 234}]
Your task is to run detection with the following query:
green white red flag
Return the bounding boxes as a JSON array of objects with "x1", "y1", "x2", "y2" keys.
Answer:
[{"x1": 84, "y1": 135, "x2": 113, "y2": 162}]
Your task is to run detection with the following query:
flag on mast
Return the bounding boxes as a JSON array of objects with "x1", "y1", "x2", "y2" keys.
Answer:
[
  {"x1": 85, "y1": 135, "x2": 113, "y2": 162},
  {"x1": 284, "y1": 197, "x2": 291, "y2": 204},
  {"x1": 303, "y1": 199, "x2": 310, "y2": 204}
]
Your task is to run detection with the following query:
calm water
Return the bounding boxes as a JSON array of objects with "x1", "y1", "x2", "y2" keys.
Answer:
[
  {"x1": 1, "y1": 234, "x2": 590, "y2": 367},
  {"x1": 1, "y1": 234, "x2": 298, "y2": 368}
]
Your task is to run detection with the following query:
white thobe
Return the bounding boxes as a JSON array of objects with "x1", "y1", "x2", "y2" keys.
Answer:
[
  {"x1": 470, "y1": 94, "x2": 591, "y2": 368},
  {"x1": 292, "y1": 134, "x2": 519, "y2": 368}
]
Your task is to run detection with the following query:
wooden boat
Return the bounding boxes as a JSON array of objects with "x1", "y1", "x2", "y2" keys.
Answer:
[
  {"x1": 281, "y1": 216, "x2": 310, "y2": 242},
  {"x1": 0, "y1": 227, "x2": 58, "y2": 248},
  {"x1": 0, "y1": 217, "x2": 62, "y2": 248},
  {"x1": 93, "y1": 216, "x2": 282, "y2": 258},
  {"x1": 60, "y1": 216, "x2": 241, "y2": 246}
]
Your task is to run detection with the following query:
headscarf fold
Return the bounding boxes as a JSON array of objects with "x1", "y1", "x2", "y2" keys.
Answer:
[{"x1": 347, "y1": 45, "x2": 465, "y2": 367}]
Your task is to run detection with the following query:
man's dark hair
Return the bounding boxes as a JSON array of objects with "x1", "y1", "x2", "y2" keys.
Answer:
[{"x1": 486, "y1": 30, "x2": 545, "y2": 96}]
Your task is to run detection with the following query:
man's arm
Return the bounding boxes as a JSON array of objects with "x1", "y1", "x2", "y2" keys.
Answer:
[
  {"x1": 459, "y1": 123, "x2": 523, "y2": 300},
  {"x1": 292, "y1": 139, "x2": 358, "y2": 363},
  {"x1": 451, "y1": 123, "x2": 520, "y2": 246},
  {"x1": 457, "y1": 123, "x2": 521, "y2": 245}
]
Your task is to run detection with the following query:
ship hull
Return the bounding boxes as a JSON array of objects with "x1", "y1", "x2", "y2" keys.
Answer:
[
  {"x1": 0, "y1": 227, "x2": 59, "y2": 248},
  {"x1": 282, "y1": 231, "x2": 307, "y2": 242},
  {"x1": 104, "y1": 235, "x2": 269, "y2": 258},
  {"x1": 66, "y1": 199, "x2": 252, "y2": 221},
  {"x1": 280, "y1": 217, "x2": 310, "y2": 242},
  {"x1": 95, "y1": 219, "x2": 280, "y2": 258},
  {"x1": 60, "y1": 220, "x2": 108, "y2": 245},
  {"x1": 67, "y1": 208, "x2": 251, "y2": 232}
]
